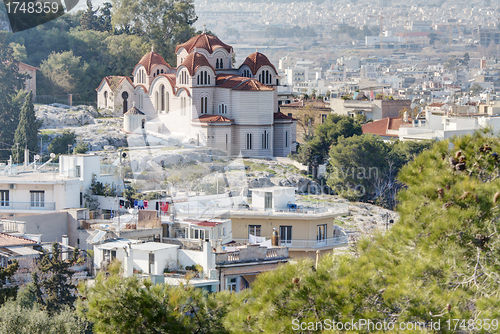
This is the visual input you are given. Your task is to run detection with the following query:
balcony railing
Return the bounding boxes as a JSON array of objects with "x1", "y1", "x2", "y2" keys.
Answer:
[
  {"x1": 216, "y1": 246, "x2": 288, "y2": 264},
  {"x1": 230, "y1": 204, "x2": 349, "y2": 217},
  {"x1": 233, "y1": 236, "x2": 348, "y2": 249},
  {"x1": 0, "y1": 202, "x2": 56, "y2": 211}
]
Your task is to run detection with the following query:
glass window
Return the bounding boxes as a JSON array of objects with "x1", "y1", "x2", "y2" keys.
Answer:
[
  {"x1": 227, "y1": 277, "x2": 237, "y2": 292},
  {"x1": 249, "y1": 225, "x2": 261, "y2": 237},
  {"x1": 0, "y1": 190, "x2": 9, "y2": 207},
  {"x1": 264, "y1": 192, "x2": 272, "y2": 209},
  {"x1": 317, "y1": 224, "x2": 327, "y2": 242},
  {"x1": 30, "y1": 191, "x2": 45, "y2": 208},
  {"x1": 280, "y1": 226, "x2": 292, "y2": 245}
]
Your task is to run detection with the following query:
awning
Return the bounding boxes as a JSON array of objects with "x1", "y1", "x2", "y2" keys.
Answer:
[
  {"x1": 242, "y1": 274, "x2": 258, "y2": 285},
  {"x1": 5, "y1": 247, "x2": 42, "y2": 257}
]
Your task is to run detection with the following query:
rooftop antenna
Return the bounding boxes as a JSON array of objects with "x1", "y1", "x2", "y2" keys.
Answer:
[
  {"x1": 151, "y1": 45, "x2": 154, "y2": 53},
  {"x1": 203, "y1": 23, "x2": 206, "y2": 34}
]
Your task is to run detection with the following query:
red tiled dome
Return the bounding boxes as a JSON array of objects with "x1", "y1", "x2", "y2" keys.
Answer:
[
  {"x1": 240, "y1": 52, "x2": 277, "y2": 75},
  {"x1": 179, "y1": 53, "x2": 215, "y2": 76},
  {"x1": 175, "y1": 33, "x2": 233, "y2": 54},
  {"x1": 134, "y1": 51, "x2": 171, "y2": 75}
]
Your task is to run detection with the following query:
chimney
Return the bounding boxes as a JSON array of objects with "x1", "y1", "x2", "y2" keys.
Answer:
[
  {"x1": 271, "y1": 228, "x2": 279, "y2": 246},
  {"x1": 486, "y1": 92, "x2": 491, "y2": 106},
  {"x1": 24, "y1": 149, "x2": 29, "y2": 167},
  {"x1": 62, "y1": 235, "x2": 69, "y2": 261},
  {"x1": 123, "y1": 243, "x2": 134, "y2": 277},
  {"x1": 403, "y1": 110, "x2": 409, "y2": 123}
]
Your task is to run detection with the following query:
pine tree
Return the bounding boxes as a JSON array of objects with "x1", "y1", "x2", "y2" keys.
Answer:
[
  {"x1": 79, "y1": 0, "x2": 100, "y2": 31},
  {"x1": 33, "y1": 243, "x2": 80, "y2": 314},
  {"x1": 0, "y1": 261, "x2": 19, "y2": 305},
  {"x1": 11, "y1": 91, "x2": 39, "y2": 164}
]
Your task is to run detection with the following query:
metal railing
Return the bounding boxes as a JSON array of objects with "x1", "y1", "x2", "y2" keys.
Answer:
[
  {"x1": 0, "y1": 202, "x2": 56, "y2": 211},
  {"x1": 230, "y1": 205, "x2": 349, "y2": 217},
  {"x1": 233, "y1": 236, "x2": 348, "y2": 249},
  {"x1": 216, "y1": 247, "x2": 289, "y2": 264}
]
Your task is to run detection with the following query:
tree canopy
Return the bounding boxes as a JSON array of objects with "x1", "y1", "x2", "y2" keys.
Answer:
[
  {"x1": 327, "y1": 135, "x2": 433, "y2": 208},
  {"x1": 296, "y1": 114, "x2": 363, "y2": 168}
]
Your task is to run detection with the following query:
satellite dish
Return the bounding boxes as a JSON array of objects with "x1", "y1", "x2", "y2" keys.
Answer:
[
  {"x1": 50, "y1": 153, "x2": 56, "y2": 159},
  {"x1": 122, "y1": 152, "x2": 127, "y2": 158}
]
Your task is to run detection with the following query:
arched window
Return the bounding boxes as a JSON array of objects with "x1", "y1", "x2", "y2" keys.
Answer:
[
  {"x1": 161, "y1": 69, "x2": 164, "y2": 74},
  {"x1": 165, "y1": 92, "x2": 169, "y2": 112},
  {"x1": 216, "y1": 59, "x2": 219, "y2": 69},
  {"x1": 259, "y1": 73, "x2": 262, "y2": 83},
  {"x1": 208, "y1": 75, "x2": 211, "y2": 85},
  {"x1": 155, "y1": 91, "x2": 159, "y2": 112},
  {"x1": 157, "y1": 69, "x2": 160, "y2": 75},
  {"x1": 142, "y1": 70, "x2": 145, "y2": 83},
  {"x1": 201, "y1": 97, "x2": 209, "y2": 114},
  {"x1": 246, "y1": 133, "x2": 252, "y2": 150},
  {"x1": 204, "y1": 71, "x2": 207, "y2": 85},
  {"x1": 262, "y1": 130, "x2": 269, "y2": 149},
  {"x1": 104, "y1": 91, "x2": 108, "y2": 108},
  {"x1": 160, "y1": 85, "x2": 165, "y2": 111},
  {"x1": 220, "y1": 59, "x2": 223, "y2": 69},
  {"x1": 285, "y1": 131, "x2": 288, "y2": 147},
  {"x1": 122, "y1": 91, "x2": 129, "y2": 114},
  {"x1": 197, "y1": 75, "x2": 200, "y2": 85},
  {"x1": 218, "y1": 103, "x2": 227, "y2": 114}
]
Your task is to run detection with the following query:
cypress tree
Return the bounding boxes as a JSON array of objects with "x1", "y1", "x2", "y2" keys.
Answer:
[
  {"x1": 0, "y1": 34, "x2": 27, "y2": 161},
  {"x1": 11, "y1": 91, "x2": 39, "y2": 164}
]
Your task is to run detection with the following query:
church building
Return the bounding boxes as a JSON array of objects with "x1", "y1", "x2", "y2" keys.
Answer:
[{"x1": 96, "y1": 31, "x2": 296, "y2": 157}]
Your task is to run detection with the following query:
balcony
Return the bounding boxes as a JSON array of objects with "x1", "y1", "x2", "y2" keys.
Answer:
[
  {"x1": 232, "y1": 236, "x2": 348, "y2": 249},
  {"x1": 0, "y1": 202, "x2": 56, "y2": 211},
  {"x1": 216, "y1": 245, "x2": 288, "y2": 265}
]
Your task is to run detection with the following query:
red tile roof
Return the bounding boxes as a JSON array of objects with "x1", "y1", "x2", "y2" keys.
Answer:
[
  {"x1": 0, "y1": 233, "x2": 36, "y2": 247},
  {"x1": 240, "y1": 52, "x2": 277, "y2": 75},
  {"x1": 135, "y1": 51, "x2": 171, "y2": 75},
  {"x1": 196, "y1": 114, "x2": 233, "y2": 123},
  {"x1": 175, "y1": 33, "x2": 233, "y2": 54},
  {"x1": 216, "y1": 74, "x2": 274, "y2": 91},
  {"x1": 274, "y1": 111, "x2": 293, "y2": 120},
  {"x1": 99, "y1": 76, "x2": 134, "y2": 92},
  {"x1": 428, "y1": 102, "x2": 445, "y2": 107},
  {"x1": 362, "y1": 116, "x2": 412, "y2": 137},
  {"x1": 179, "y1": 53, "x2": 215, "y2": 76}
]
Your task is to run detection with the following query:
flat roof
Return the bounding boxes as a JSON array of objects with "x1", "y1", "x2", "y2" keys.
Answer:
[
  {"x1": 132, "y1": 242, "x2": 179, "y2": 252},
  {"x1": 249, "y1": 186, "x2": 297, "y2": 192},
  {"x1": 97, "y1": 239, "x2": 141, "y2": 250},
  {"x1": 0, "y1": 171, "x2": 78, "y2": 184}
]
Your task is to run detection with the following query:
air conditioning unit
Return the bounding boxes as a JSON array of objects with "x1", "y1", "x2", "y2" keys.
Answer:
[{"x1": 9, "y1": 184, "x2": 15, "y2": 189}]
